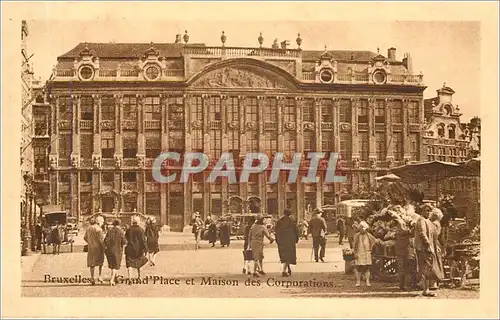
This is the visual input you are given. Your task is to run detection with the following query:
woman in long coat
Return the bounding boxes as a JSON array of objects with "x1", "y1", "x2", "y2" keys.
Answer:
[
  {"x1": 104, "y1": 219, "x2": 127, "y2": 286},
  {"x1": 275, "y1": 209, "x2": 299, "y2": 277},
  {"x1": 145, "y1": 217, "x2": 160, "y2": 266},
  {"x1": 84, "y1": 218, "x2": 105, "y2": 285},
  {"x1": 248, "y1": 214, "x2": 275, "y2": 277},
  {"x1": 414, "y1": 204, "x2": 444, "y2": 297},
  {"x1": 219, "y1": 218, "x2": 231, "y2": 247},
  {"x1": 125, "y1": 216, "x2": 148, "y2": 280},
  {"x1": 205, "y1": 215, "x2": 218, "y2": 247}
]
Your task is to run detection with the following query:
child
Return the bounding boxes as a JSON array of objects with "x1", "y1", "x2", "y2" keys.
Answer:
[
  {"x1": 353, "y1": 221, "x2": 379, "y2": 287},
  {"x1": 242, "y1": 216, "x2": 255, "y2": 275}
]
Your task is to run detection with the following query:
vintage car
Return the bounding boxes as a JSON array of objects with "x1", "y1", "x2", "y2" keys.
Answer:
[
  {"x1": 41, "y1": 210, "x2": 74, "y2": 253},
  {"x1": 66, "y1": 216, "x2": 79, "y2": 235}
]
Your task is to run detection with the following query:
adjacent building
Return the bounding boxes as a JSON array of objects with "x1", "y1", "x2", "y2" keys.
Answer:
[
  {"x1": 34, "y1": 32, "x2": 426, "y2": 230},
  {"x1": 21, "y1": 20, "x2": 38, "y2": 251},
  {"x1": 422, "y1": 85, "x2": 480, "y2": 221}
]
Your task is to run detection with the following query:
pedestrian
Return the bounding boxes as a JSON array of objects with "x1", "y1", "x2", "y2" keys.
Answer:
[
  {"x1": 353, "y1": 221, "x2": 379, "y2": 287},
  {"x1": 124, "y1": 215, "x2": 149, "y2": 281},
  {"x1": 35, "y1": 220, "x2": 42, "y2": 251},
  {"x1": 345, "y1": 217, "x2": 356, "y2": 249},
  {"x1": 429, "y1": 207, "x2": 445, "y2": 291},
  {"x1": 248, "y1": 214, "x2": 275, "y2": 277},
  {"x1": 337, "y1": 217, "x2": 345, "y2": 245},
  {"x1": 394, "y1": 217, "x2": 417, "y2": 291},
  {"x1": 191, "y1": 212, "x2": 204, "y2": 250},
  {"x1": 414, "y1": 204, "x2": 444, "y2": 297},
  {"x1": 308, "y1": 208, "x2": 327, "y2": 262},
  {"x1": 104, "y1": 219, "x2": 127, "y2": 286},
  {"x1": 50, "y1": 221, "x2": 62, "y2": 255},
  {"x1": 219, "y1": 218, "x2": 231, "y2": 247},
  {"x1": 275, "y1": 209, "x2": 299, "y2": 277},
  {"x1": 84, "y1": 218, "x2": 105, "y2": 285},
  {"x1": 242, "y1": 216, "x2": 256, "y2": 275},
  {"x1": 205, "y1": 214, "x2": 218, "y2": 247},
  {"x1": 299, "y1": 218, "x2": 309, "y2": 240},
  {"x1": 145, "y1": 217, "x2": 160, "y2": 266}
]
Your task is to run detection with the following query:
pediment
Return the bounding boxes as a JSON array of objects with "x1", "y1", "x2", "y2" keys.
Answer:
[{"x1": 190, "y1": 66, "x2": 290, "y2": 89}]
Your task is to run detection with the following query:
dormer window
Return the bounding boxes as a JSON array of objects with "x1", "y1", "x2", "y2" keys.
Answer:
[
  {"x1": 372, "y1": 70, "x2": 387, "y2": 84},
  {"x1": 319, "y1": 69, "x2": 333, "y2": 83},
  {"x1": 144, "y1": 64, "x2": 160, "y2": 81},
  {"x1": 78, "y1": 65, "x2": 94, "y2": 81},
  {"x1": 444, "y1": 104, "x2": 452, "y2": 115}
]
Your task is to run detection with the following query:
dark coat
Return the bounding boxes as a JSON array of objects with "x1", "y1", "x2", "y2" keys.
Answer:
[
  {"x1": 219, "y1": 222, "x2": 231, "y2": 246},
  {"x1": 243, "y1": 224, "x2": 252, "y2": 250},
  {"x1": 104, "y1": 226, "x2": 127, "y2": 269},
  {"x1": 275, "y1": 216, "x2": 299, "y2": 265},
  {"x1": 308, "y1": 215, "x2": 327, "y2": 238},
  {"x1": 205, "y1": 220, "x2": 218, "y2": 243},
  {"x1": 125, "y1": 225, "x2": 148, "y2": 269},
  {"x1": 145, "y1": 223, "x2": 160, "y2": 254}
]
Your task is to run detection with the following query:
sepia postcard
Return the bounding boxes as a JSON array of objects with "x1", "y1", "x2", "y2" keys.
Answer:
[{"x1": 2, "y1": 1, "x2": 499, "y2": 318}]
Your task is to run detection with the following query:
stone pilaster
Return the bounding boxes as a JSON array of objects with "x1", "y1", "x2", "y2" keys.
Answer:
[
  {"x1": 403, "y1": 99, "x2": 411, "y2": 162},
  {"x1": 351, "y1": 98, "x2": 359, "y2": 160},
  {"x1": 114, "y1": 94, "x2": 123, "y2": 161},
  {"x1": 385, "y1": 98, "x2": 394, "y2": 164},
  {"x1": 368, "y1": 98, "x2": 377, "y2": 164},
  {"x1": 92, "y1": 95, "x2": 102, "y2": 167},
  {"x1": 238, "y1": 96, "x2": 248, "y2": 201},
  {"x1": 136, "y1": 95, "x2": 145, "y2": 164}
]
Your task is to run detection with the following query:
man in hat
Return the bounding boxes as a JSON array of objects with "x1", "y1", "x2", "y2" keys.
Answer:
[{"x1": 308, "y1": 208, "x2": 328, "y2": 262}]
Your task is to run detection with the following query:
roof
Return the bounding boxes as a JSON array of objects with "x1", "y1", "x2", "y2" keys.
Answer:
[
  {"x1": 59, "y1": 43, "x2": 387, "y2": 64},
  {"x1": 302, "y1": 50, "x2": 379, "y2": 61},
  {"x1": 58, "y1": 42, "x2": 207, "y2": 59}
]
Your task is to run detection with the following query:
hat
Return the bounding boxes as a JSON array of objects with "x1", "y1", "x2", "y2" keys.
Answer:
[
  {"x1": 430, "y1": 208, "x2": 443, "y2": 221},
  {"x1": 255, "y1": 213, "x2": 264, "y2": 221},
  {"x1": 95, "y1": 216, "x2": 104, "y2": 226},
  {"x1": 314, "y1": 208, "x2": 323, "y2": 214},
  {"x1": 359, "y1": 221, "x2": 369, "y2": 230},
  {"x1": 283, "y1": 208, "x2": 292, "y2": 216},
  {"x1": 131, "y1": 215, "x2": 140, "y2": 225}
]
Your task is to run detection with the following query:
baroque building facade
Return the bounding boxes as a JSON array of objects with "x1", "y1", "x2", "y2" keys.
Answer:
[
  {"x1": 21, "y1": 20, "x2": 42, "y2": 252},
  {"x1": 423, "y1": 85, "x2": 480, "y2": 220},
  {"x1": 33, "y1": 33, "x2": 426, "y2": 231}
]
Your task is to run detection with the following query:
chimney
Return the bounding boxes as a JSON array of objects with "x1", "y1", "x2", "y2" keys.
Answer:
[
  {"x1": 175, "y1": 34, "x2": 182, "y2": 44},
  {"x1": 387, "y1": 47, "x2": 396, "y2": 60},
  {"x1": 403, "y1": 52, "x2": 413, "y2": 73}
]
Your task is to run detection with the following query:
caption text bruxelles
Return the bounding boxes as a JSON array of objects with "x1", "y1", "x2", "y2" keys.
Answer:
[{"x1": 44, "y1": 275, "x2": 334, "y2": 288}]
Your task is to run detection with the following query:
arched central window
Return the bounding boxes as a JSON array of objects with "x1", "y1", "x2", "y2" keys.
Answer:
[
  {"x1": 437, "y1": 123, "x2": 445, "y2": 137},
  {"x1": 448, "y1": 124, "x2": 456, "y2": 139}
]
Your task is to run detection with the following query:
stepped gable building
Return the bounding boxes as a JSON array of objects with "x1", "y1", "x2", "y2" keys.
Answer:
[
  {"x1": 423, "y1": 84, "x2": 470, "y2": 163},
  {"x1": 422, "y1": 85, "x2": 480, "y2": 219},
  {"x1": 34, "y1": 32, "x2": 426, "y2": 231}
]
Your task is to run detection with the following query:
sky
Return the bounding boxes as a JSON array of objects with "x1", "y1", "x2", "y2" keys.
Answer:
[{"x1": 26, "y1": 20, "x2": 481, "y2": 121}]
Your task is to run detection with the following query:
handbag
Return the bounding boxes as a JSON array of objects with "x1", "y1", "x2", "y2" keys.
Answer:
[{"x1": 83, "y1": 245, "x2": 88, "y2": 252}]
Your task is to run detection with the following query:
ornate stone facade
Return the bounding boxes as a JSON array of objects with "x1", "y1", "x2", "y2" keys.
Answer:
[{"x1": 35, "y1": 40, "x2": 426, "y2": 231}]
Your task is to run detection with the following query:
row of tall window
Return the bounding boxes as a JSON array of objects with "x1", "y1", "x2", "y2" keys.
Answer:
[
  {"x1": 57, "y1": 131, "x2": 419, "y2": 161},
  {"x1": 56, "y1": 95, "x2": 420, "y2": 124}
]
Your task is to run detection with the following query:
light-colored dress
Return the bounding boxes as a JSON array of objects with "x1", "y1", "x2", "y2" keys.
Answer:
[
  {"x1": 353, "y1": 231, "x2": 377, "y2": 266},
  {"x1": 248, "y1": 224, "x2": 273, "y2": 261},
  {"x1": 84, "y1": 224, "x2": 105, "y2": 267}
]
